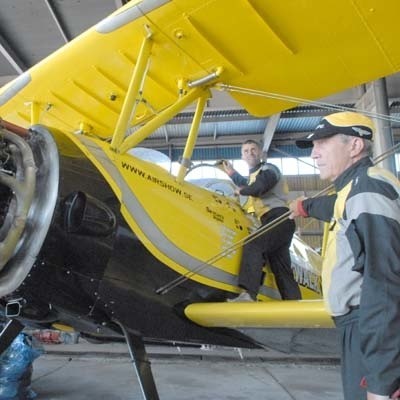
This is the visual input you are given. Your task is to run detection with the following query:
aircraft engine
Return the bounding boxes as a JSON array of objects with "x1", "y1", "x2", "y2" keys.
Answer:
[{"x1": 0, "y1": 125, "x2": 59, "y2": 298}]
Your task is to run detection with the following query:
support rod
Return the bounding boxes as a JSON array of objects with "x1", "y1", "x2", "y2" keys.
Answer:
[
  {"x1": 30, "y1": 101, "x2": 40, "y2": 125},
  {"x1": 372, "y1": 78, "x2": 396, "y2": 174},
  {"x1": 119, "y1": 86, "x2": 206, "y2": 153},
  {"x1": 176, "y1": 93, "x2": 209, "y2": 183},
  {"x1": 111, "y1": 25, "x2": 153, "y2": 151}
]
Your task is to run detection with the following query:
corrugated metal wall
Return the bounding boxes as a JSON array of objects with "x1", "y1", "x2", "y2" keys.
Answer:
[{"x1": 155, "y1": 145, "x2": 311, "y2": 162}]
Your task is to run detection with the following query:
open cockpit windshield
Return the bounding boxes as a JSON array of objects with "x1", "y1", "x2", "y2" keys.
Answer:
[
  {"x1": 185, "y1": 163, "x2": 238, "y2": 199},
  {"x1": 128, "y1": 147, "x2": 172, "y2": 172}
]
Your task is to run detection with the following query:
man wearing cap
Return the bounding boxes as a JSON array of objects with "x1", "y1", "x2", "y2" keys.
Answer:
[
  {"x1": 219, "y1": 139, "x2": 301, "y2": 302},
  {"x1": 289, "y1": 111, "x2": 400, "y2": 400}
]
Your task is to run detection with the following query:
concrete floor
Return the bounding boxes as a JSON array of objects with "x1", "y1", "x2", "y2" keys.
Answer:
[{"x1": 29, "y1": 342, "x2": 343, "y2": 400}]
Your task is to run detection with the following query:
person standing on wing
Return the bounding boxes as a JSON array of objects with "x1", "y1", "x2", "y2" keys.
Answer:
[{"x1": 220, "y1": 139, "x2": 301, "y2": 302}]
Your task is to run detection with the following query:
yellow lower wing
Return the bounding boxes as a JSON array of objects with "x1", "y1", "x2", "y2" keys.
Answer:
[{"x1": 185, "y1": 300, "x2": 333, "y2": 329}]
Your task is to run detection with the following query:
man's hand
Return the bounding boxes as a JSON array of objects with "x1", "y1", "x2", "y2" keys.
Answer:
[
  {"x1": 288, "y1": 196, "x2": 308, "y2": 219},
  {"x1": 215, "y1": 160, "x2": 235, "y2": 175}
]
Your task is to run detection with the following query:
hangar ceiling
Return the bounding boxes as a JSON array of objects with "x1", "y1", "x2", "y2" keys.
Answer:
[{"x1": 1, "y1": 0, "x2": 400, "y2": 161}]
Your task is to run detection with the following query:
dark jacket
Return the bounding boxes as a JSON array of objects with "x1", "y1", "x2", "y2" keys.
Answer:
[
  {"x1": 303, "y1": 156, "x2": 400, "y2": 395},
  {"x1": 230, "y1": 162, "x2": 288, "y2": 219}
]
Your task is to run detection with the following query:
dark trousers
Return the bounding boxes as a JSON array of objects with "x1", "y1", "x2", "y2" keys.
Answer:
[
  {"x1": 333, "y1": 309, "x2": 366, "y2": 400},
  {"x1": 238, "y1": 207, "x2": 301, "y2": 300}
]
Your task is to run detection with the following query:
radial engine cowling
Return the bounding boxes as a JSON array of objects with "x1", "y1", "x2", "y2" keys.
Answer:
[{"x1": 0, "y1": 124, "x2": 59, "y2": 298}]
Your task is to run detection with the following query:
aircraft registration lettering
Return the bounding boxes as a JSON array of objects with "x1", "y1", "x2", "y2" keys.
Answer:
[
  {"x1": 292, "y1": 263, "x2": 322, "y2": 294},
  {"x1": 121, "y1": 161, "x2": 193, "y2": 200}
]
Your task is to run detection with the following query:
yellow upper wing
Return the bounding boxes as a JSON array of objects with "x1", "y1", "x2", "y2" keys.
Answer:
[{"x1": 0, "y1": 0, "x2": 400, "y2": 138}]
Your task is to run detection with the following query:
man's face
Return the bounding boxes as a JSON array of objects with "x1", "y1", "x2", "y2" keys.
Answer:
[
  {"x1": 311, "y1": 135, "x2": 357, "y2": 181},
  {"x1": 241, "y1": 143, "x2": 262, "y2": 168}
]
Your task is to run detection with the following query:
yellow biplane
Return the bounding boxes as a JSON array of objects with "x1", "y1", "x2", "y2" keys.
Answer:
[{"x1": 0, "y1": 0, "x2": 399, "y2": 397}]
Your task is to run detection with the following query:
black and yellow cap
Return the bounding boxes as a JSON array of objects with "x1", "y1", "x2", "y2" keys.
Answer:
[{"x1": 295, "y1": 111, "x2": 375, "y2": 148}]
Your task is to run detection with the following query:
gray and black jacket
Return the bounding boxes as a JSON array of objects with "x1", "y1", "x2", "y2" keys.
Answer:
[
  {"x1": 303, "y1": 156, "x2": 400, "y2": 395},
  {"x1": 229, "y1": 162, "x2": 288, "y2": 219}
]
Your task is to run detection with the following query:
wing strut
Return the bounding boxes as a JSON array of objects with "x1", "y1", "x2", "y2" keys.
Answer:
[
  {"x1": 111, "y1": 24, "x2": 154, "y2": 152},
  {"x1": 118, "y1": 86, "x2": 207, "y2": 153},
  {"x1": 115, "y1": 321, "x2": 160, "y2": 400},
  {"x1": 109, "y1": 23, "x2": 212, "y2": 156},
  {"x1": 176, "y1": 92, "x2": 209, "y2": 182}
]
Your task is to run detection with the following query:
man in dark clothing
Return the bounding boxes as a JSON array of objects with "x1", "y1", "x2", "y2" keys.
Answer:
[
  {"x1": 289, "y1": 111, "x2": 400, "y2": 400},
  {"x1": 220, "y1": 139, "x2": 301, "y2": 302}
]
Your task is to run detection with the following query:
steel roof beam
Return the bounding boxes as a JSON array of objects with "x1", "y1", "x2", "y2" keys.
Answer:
[
  {"x1": 44, "y1": 0, "x2": 70, "y2": 43},
  {"x1": 0, "y1": 32, "x2": 26, "y2": 74},
  {"x1": 142, "y1": 127, "x2": 400, "y2": 149}
]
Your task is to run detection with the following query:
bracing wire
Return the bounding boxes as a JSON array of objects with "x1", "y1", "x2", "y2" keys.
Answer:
[
  {"x1": 156, "y1": 85, "x2": 400, "y2": 295},
  {"x1": 156, "y1": 143, "x2": 400, "y2": 295},
  {"x1": 216, "y1": 84, "x2": 400, "y2": 124}
]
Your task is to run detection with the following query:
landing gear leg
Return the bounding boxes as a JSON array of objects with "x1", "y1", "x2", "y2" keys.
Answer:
[
  {"x1": 116, "y1": 322, "x2": 160, "y2": 400},
  {"x1": 0, "y1": 319, "x2": 24, "y2": 355}
]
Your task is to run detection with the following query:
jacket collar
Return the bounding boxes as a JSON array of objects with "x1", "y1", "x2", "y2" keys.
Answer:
[
  {"x1": 249, "y1": 161, "x2": 264, "y2": 174},
  {"x1": 333, "y1": 157, "x2": 373, "y2": 191}
]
